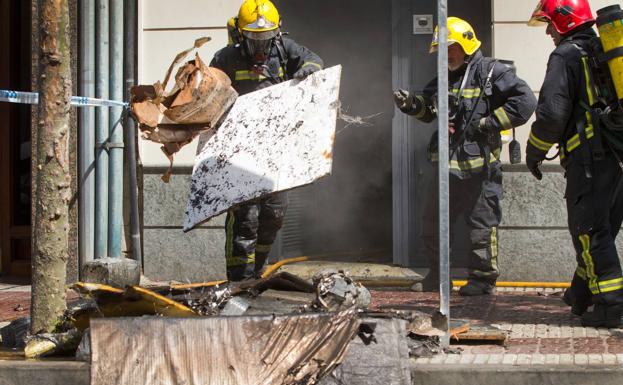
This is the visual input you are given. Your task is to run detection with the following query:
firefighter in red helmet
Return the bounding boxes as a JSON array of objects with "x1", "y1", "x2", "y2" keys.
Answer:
[{"x1": 527, "y1": 0, "x2": 623, "y2": 327}]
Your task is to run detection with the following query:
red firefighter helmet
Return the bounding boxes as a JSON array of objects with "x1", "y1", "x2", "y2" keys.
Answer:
[{"x1": 528, "y1": 0, "x2": 594, "y2": 35}]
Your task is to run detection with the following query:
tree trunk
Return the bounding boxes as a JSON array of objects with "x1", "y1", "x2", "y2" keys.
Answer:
[{"x1": 30, "y1": 0, "x2": 72, "y2": 334}]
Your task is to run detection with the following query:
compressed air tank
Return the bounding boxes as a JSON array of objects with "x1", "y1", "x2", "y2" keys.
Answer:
[{"x1": 597, "y1": 5, "x2": 623, "y2": 101}]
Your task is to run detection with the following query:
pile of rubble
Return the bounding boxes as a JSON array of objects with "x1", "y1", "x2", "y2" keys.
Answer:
[{"x1": 0, "y1": 268, "x2": 459, "y2": 384}]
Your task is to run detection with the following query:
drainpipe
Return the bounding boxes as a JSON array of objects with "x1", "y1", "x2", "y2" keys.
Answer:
[
  {"x1": 95, "y1": 0, "x2": 109, "y2": 259},
  {"x1": 124, "y1": 0, "x2": 142, "y2": 266},
  {"x1": 79, "y1": 0, "x2": 95, "y2": 268},
  {"x1": 108, "y1": 0, "x2": 124, "y2": 258}
]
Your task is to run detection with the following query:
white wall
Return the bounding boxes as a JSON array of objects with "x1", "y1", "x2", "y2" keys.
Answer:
[
  {"x1": 138, "y1": 0, "x2": 240, "y2": 167},
  {"x1": 492, "y1": 0, "x2": 613, "y2": 162},
  {"x1": 138, "y1": 1, "x2": 616, "y2": 166}
]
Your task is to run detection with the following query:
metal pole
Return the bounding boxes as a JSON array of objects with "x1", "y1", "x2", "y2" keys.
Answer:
[
  {"x1": 79, "y1": 0, "x2": 95, "y2": 267},
  {"x1": 95, "y1": 0, "x2": 109, "y2": 259},
  {"x1": 437, "y1": 0, "x2": 451, "y2": 348},
  {"x1": 108, "y1": 0, "x2": 124, "y2": 258},
  {"x1": 124, "y1": 0, "x2": 142, "y2": 266}
]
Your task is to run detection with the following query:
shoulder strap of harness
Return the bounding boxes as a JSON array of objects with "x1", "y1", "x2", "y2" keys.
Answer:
[
  {"x1": 274, "y1": 35, "x2": 290, "y2": 81},
  {"x1": 569, "y1": 40, "x2": 605, "y2": 177}
]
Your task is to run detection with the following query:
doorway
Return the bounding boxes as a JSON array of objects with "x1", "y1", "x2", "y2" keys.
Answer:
[
  {"x1": 391, "y1": 0, "x2": 492, "y2": 267},
  {"x1": 0, "y1": 0, "x2": 33, "y2": 279}
]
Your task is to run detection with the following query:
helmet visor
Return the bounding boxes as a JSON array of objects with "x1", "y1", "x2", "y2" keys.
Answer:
[
  {"x1": 242, "y1": 29, "x2": 279, "y2": 41},
  {"x1": 243, "y1": 37, "x2": 274, "y2": 62}
]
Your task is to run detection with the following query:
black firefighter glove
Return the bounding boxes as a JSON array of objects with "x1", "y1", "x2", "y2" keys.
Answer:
[
  {"x1": 465, "y1": 117, "x2": 494, "y2": 142},
  {"x1": 393, "y1": 89, "x2": 423, "y2": 114},
  {"x1": 294, "y1": 64, "x2": 320, "y2": 80},
  {"x1": 525, "y1": 143, "x2": 544, "y2": 181}
]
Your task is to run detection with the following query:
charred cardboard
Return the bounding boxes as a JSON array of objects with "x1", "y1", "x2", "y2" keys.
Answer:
[
  {"x1": 90, "y1": 310, "x2": 360, "y2": 385},
  {"x1": 130, "y1": 37, "x2": 238, "y2": 182}
]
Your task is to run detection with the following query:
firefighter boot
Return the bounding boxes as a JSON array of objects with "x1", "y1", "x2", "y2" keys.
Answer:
[
  {"x1": 562, "y1": 288, "x2": 592, "y2": 316},
  {"x1": 581, "y1": 304, "x2": 623, "y2": 328},
  {"x1": 459, "y1": 280, "x2": 495, "y2": 296}
]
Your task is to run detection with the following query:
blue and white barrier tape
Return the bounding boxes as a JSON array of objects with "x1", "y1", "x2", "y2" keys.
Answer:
[{"x1": 0, "y1": 89, "x2": 128, "y2": 108}]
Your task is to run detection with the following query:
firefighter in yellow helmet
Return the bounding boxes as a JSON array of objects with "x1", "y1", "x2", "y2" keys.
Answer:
[
  {"x1": 210, "y1": 0, "x2": 323, "y2": 281},
  {"x1": 393, "y1": 17, "x2": 537, "y2": 295}
]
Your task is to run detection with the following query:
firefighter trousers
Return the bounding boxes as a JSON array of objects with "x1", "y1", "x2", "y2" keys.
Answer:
[
  {"x1": 225, "y1": 192, "x2": 288, "y2": 281},
  {"x1": 423, "y1": 166, "x2": 503, "y2": 283},
  {"x1": 566, "y1": 152, "x2": 623, "y2": 306}
]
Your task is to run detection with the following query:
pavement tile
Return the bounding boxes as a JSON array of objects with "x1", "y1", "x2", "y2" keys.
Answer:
[
  {"x1": 605, "y1": 336, "x2": 623, "y2": 354},
  {"x1": 530, "y1": 354, "x2": 546, "y2": 365},
  {"x1": 487, "y1": 354, "x2": 504, "y2": 364},
  {"x1": 539, "y1": 338, "x2": 573, "y2": 354},
  {"x1": 548, "y1": 325, "x2": 561, "y2": 338},
  {"x1": 586, "y1": 327, "x2": 600, "y2": 337},
  {"x1": 573, "y1": 337, "x2": 606, "y2": 354},
  {"x1": 516, "y1": 354, "x2": 532, "y2": 365},
  {"x1": 573, "y1": 327, "x2": 587, "y2": 338},
  {"x1": 459, "y1": 354, "x2": 475, "y2": 364},
  {"x1": 559, "y1": 353, "x2": 574, "y2": 365},
  {"x1": 510, "y1": 324, "x2": 524, "y2": 339},
  {"x1": 588, "y1": 354, "x2": 603, "y2": 365},
  {"x1": 506, "y1": 338, "x2": 539, "y2": 354},
  {"x1": 443, "y1": 354, "x2": 461, "y2": 364},
  {"x1": 598, "y1": 328, "x2": 611, "y2": 336},
  {"x1": 473, "y1": 354, "x2": 489, "y2": 364},
  {"x1": 535, "y1": 324, "x2": 548, "y2": 338},
  {"x1": 522, "y1": 324, "x2": 536, "y2": 338},
  {"x1": 545, "y1": 354, "x2": 560, "y2": 365},
  {"x1": 466, "y1": 345, "x2": 506, "y2": 354},
  {"x1": 602, "y1": 354, "x2": 617, "y2": 365},
  {"x1": 574, "y1": 354, "x2": 589, "y2": 365},
  {"x1": 561, "y1": 326, "x2": 574, "y2": 338},
  {"x1": 502, "y1": 354, "x2": 517, "y2": 365}
]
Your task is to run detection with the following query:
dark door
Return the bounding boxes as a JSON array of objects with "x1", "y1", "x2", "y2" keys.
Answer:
[
  {"x1": 0, "y1": 0, "x2": 32, "y2": 279},
  {"x1": 272, "y1": 0, "x2": 394, "y2": 262}
]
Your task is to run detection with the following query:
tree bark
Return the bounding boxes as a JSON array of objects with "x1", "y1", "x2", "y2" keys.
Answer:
[{"x1": 30, "y1": 0, "x2": 72, "y2": 334}]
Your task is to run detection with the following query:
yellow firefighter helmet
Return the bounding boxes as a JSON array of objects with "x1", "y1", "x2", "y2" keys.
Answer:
[
  {"x1": 430, "y1": 17, "x2": 482, "y2": 56},
  {"x1": 237, "y1": 0, "x2": 280, "y2": 33}
]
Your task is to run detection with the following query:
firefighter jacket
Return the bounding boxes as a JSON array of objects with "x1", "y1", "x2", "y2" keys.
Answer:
[
  {"x1": 210, "y1": 36, "x2": 323, "y2": 96},
  {"x1": 402, "y1": 50, "x2": 536, "y2": 179},
  {"x1": 527, "y1": 28, "x2": 598, "y2": 167}
]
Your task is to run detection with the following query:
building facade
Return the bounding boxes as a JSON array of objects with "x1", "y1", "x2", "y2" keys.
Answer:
[{"x1": 1, "y1": 0, "x2": 622, "y2": 283}]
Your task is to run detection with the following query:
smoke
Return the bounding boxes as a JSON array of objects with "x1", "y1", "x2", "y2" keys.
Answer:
[{"x1": 273, "y1": 0, "x2": 394, "y2": 260}]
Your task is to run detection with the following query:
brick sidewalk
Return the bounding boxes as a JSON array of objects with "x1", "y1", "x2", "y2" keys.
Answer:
[
  {"x1": 369, "y1": 287, "x2": 623, "y2": 365},
  {"x1": 3, "y1": 285, "x2": 623, "y2": 365},
  {"x1": 0, "y1": 291, "x2": 78, "y2": 323}
]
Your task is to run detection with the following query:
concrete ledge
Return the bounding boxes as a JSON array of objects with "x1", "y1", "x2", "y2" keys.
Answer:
[
  {"x1": 0, "y1": 361, "x2": 89, "y2": 385},
  {"x1": 1, "y1": 360, "x2": 622, "y2": 385},
  {"x1": 411, "y1": 364, "x2": 623, "y2": 385}
]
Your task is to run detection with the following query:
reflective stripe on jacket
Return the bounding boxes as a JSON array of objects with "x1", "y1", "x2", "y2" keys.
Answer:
[{"x1": 527, "y1": 28, "x2": 598, "y2": 166}]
